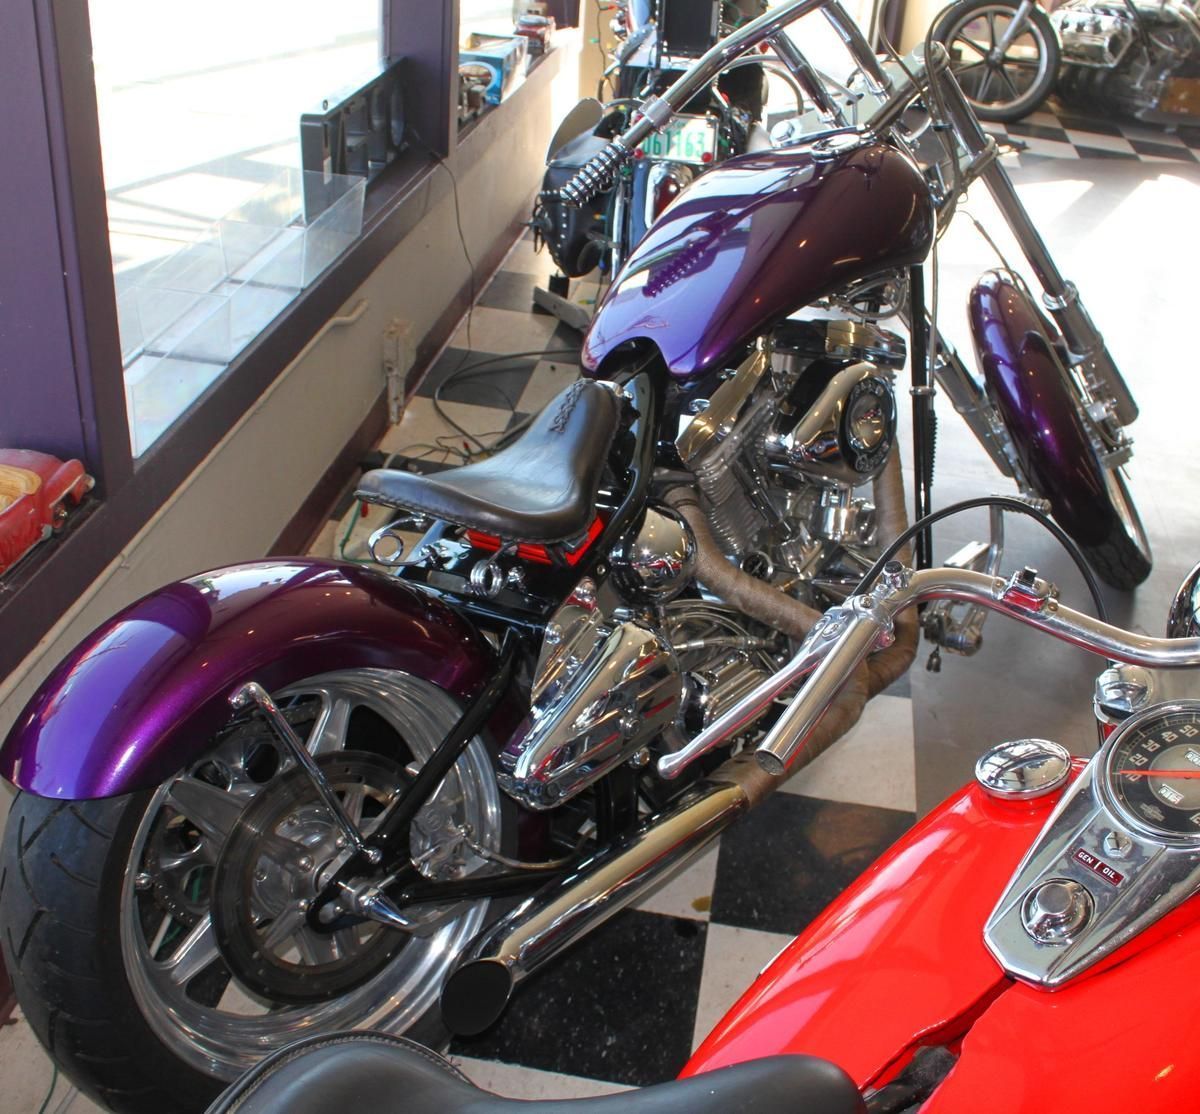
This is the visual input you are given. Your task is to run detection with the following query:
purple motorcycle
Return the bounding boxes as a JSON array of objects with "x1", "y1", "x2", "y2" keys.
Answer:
[{"x1": 0, "y1": 3, "x2": 1150, "y2": 1111}]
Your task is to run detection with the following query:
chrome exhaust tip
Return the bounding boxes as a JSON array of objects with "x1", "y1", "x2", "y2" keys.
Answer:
[
  {"x1": 441, "y1": 958, "x2": 514, "y2": 1037},
  {"x1": 439, "y1": 755, "x2": 777, "y2": 1036}
]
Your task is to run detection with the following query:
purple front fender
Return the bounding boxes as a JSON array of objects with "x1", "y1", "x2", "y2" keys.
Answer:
[
  {"x1": 1, "y1": 560, "x2": 494, "y2": 800},
  {"x1": 969, "y1": 270, "x2": 1110, "y2": 547}
]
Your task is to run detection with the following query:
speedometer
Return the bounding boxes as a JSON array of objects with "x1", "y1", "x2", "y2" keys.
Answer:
[{"x1": 1105, "y1": 704, "x2": 1200, "y2": 837}]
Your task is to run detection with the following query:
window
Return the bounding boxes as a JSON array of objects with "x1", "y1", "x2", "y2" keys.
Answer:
[
  {"x1": 459, "y1": 1, "x2": 524, "y2": 38},
  {"x1": 89, "y1": 0, "x2": 383, "y2": 453}
]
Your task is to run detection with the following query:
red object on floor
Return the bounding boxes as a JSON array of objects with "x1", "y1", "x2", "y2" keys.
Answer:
[{"x1": 0, "y1": 449, "x2": 93, "y2": 576}]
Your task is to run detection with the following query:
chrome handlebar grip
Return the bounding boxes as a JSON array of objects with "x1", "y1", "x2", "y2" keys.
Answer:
[{"x1": 558, "y1": 139, "x2": 635, "y2": 206}]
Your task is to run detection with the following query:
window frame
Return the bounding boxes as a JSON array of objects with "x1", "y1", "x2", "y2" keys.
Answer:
[{"x1": 0, "y1": 0, "x2": 565, "y2": 680}]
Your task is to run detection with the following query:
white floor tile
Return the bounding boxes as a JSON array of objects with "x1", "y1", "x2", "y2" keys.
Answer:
[
  {"x1": 1011, "y1": 135, "x2": 1079, "y2": 159},
  {"x1": 380, "y1": 396, "x2": 514, "y2": 456},
  {"x1": 1064, "y1": 130, "x2": 1137, "y2": 154},
  {"x1": 635, "y1": 843, "x2": 720, "y2": 921},
  {"x1": 452, "y1": 1055, "x2": 628, "y2": 1098},
  {"x1": 0, "y1": 1010, "x2": 71, "y2": 1114},
  {"x1": 451, "y1": 304, "x2": 560, "y2": 354},
  {"x1": 514, "y1": 358, "x2": 581, "y2": 415},
  {"x1": 690, "y1": 922, "x2": 794, "y2": 1052},
  {"x1": 781, "y1": 694, "x2": 916, "y2": 813}
]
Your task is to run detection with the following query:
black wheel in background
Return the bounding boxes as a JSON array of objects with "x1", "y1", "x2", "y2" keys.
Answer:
[{"x1": 932, "y1": 0, "x2": 1060, "y2": 123}]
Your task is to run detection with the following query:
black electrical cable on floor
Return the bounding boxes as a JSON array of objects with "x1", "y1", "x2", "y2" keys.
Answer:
[
  {"x1": 431, "y1": 347, "x2": 582, "y2": 458},
  {"x1": 854, "y1": 495, "x2": 1109, "y2": 623}
]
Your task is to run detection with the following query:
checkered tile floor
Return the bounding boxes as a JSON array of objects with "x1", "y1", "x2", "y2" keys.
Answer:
[{"x1": 984, "y1": 97, "x2": 1200, "y2": 165}]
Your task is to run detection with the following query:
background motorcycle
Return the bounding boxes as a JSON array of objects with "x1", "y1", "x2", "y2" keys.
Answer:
[
  {"x1": 932, "y1": 0, "x2": 1061, "y2": 122},
  {"x1": 205, "y1": 551, "x2": 1200, "y2": 1113},
  {"x1": 933, "y1": 0, "x2": 1200, "y2": 126},
  {"x1": 0, "y1": 1, "x2": 1153, "y2": 1110},
  {"x1": 1054, "y1": 0, "x2": 1200, "y2": 125},
  {"x1": 533, "y1": 0, "x2": 802, "y2": 328}
]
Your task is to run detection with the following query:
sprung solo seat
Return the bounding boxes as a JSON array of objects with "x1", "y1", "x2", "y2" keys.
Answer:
[{"x1": 356, "y1": 380, "x2": 621, "y2": 544}]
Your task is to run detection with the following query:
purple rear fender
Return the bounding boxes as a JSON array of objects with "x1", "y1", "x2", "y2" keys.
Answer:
[
  {"x1": 1, "y1": 560, "x2": 494, "y2": 799},
  {"x1": 582, "y1": 140, "x2": 934, "y2": 378}
]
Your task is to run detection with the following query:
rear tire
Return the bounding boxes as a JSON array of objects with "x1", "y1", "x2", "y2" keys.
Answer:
[
  {"x1": 0, "y1": 669, "x2": 509, "y2": 1114},
  {"x1": 933, "y1": 0, "x2": 1060, "y2": 123}
]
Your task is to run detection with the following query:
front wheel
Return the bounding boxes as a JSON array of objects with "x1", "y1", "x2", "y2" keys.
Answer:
[
  {"x1": 0, "y1": 669, "x2": 508, "y2": 1114},
  {"x1": 1077, "y1": 464, "x2": 1152, "y2": 590},
  {"x1": 932, "y1": 0, "x2": 1060, "y2": 123}
]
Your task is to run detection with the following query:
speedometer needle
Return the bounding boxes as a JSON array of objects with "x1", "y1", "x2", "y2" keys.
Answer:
[{"x1": 1117, "y1": 769, "x2": 1200, "y2": 779}]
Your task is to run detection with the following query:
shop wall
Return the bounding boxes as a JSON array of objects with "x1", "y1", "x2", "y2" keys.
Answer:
[{"x1": 0, "y1": 45, "x2": 581, "y2": 827}]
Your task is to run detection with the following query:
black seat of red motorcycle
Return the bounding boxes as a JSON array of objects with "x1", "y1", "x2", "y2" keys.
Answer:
[
  {"x1": 356, "y1": 379, "x2": 620, "y2": 544},
  {"x1": 205, "y1": 1032, "x2": 866, "y2": 1114}
]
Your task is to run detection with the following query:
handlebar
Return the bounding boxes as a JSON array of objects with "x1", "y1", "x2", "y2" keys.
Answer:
[
  {"x1": 657, "y1": 563, "x2": 1200, "y2": 781},
  {"x1": 558, "y1": 0, "x2": 890, "y2": 206}
]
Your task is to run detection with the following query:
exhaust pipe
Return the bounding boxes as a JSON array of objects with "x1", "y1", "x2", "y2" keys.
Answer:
[{"x1": 440, "y1": 754, "x2": 777, "y2": 1036}]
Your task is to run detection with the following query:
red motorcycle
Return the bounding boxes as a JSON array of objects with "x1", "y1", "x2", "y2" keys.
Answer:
[{"x1": 204, "y1": 552, "x2": 1200, "y2": 1112}]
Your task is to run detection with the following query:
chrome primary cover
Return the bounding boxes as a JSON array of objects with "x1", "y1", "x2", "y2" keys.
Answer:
[{"x1": 499, "y1": 597, "x2": 683, "y2": 810}]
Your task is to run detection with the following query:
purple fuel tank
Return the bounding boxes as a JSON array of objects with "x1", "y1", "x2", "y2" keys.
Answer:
[
  {"x1": 0, "y1": 560, "x2": 493, "y2": 799},
  {"x1": 582, "y1": 139, "x2": 935, "y2": 377}
]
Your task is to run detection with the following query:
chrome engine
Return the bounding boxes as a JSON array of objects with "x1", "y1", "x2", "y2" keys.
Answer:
[
  {"x1": 498, "y1": 578, "x2": 784, "y2": 811},
  {"x1": 497, "y1": 314, "x2": 904, "y2": 812},
  {"x1": 677, "y1": 317, "x2": 903, "y2": 597},
  {"x1": 498, "y1": 580, "x2": 684, "y2": 810},
  {"x1": 1055, "y1": 0, "x2": 1200, "y2": 122}
]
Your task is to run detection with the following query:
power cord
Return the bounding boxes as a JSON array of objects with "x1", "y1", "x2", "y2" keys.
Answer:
[{"x1": 37, "y1": 1066, "x2": 58, "y2": 1114}]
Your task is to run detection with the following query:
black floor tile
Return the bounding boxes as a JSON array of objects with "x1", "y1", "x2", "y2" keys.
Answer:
[
  {"x1": 478, "y1": 270, "x2": 541, "y2": 313},
  {"x1": 551, "y1": 319, "x2": 587, "y2": 351},
  {"x1": 1174, "y1": 125, "x2": 1200, "y2": 149},
  {"x1": 1007, "y1": 120, "x2": 1070, "y2": 143},
  {"x1": 1128, "y1": 138, "x2": 1198, "y2": 162},
  {"x1": 1054, "y1": 112, "x2": 1124, "y2": 137},
  {"x1": 382, "y1": 452, "x2": 455, "y2": 476},
  {"x1": 710, "y1": 793, "x2": 914, "y2": 936},
  {"x1": 417, "y1": 345, "x2": 538, "y2": 411},
  {"x1": 450, "y1": 909, "x2": 707, "y2": 1086},
  {"x1": 1074, "y1": 145, "x2": 1138, "y2": 160}
]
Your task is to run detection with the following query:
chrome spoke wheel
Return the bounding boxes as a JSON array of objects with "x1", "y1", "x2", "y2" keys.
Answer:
[
  {"x1": 936, "y1": 0, "x2": 1059, "y2": 122},
  {"x1": 120, "y1": 668, "x2": 501, "y2": 1080}
]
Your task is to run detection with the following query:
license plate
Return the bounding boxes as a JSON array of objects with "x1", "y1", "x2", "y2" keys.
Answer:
[{"x1": 639, "y1": 115, "x2": 718, "y2": 165}]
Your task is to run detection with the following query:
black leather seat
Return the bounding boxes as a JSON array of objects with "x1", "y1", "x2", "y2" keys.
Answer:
[
  {"x1": 356, "y1": 379, "x2": 621, "y2": 544},
  {"x1": 206, "y1": 1032, "x2": 866, "y2": 1114}
]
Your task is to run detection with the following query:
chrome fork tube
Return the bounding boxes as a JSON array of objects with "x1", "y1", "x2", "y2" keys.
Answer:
[
  {"x1": 973, "y1": 138, "x2": 1139, "y2": 425},
  {"x1": 993, "y1": 0, "x2": 1035, "y2": 55}
]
